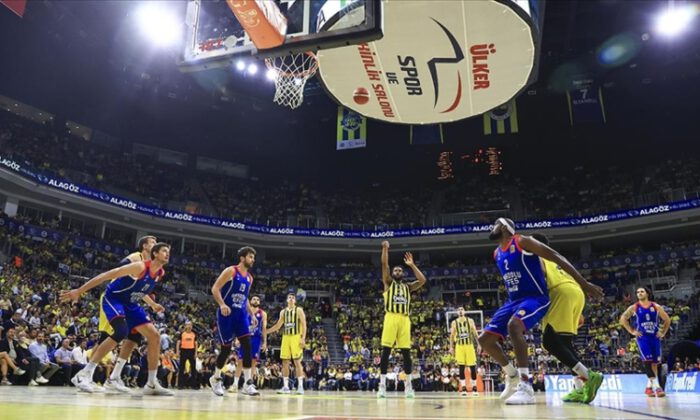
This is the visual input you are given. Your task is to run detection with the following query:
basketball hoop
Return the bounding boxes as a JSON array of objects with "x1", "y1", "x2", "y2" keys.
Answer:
[{"x1": 265, "y1": 51, "x2": 318, "y2": 109}]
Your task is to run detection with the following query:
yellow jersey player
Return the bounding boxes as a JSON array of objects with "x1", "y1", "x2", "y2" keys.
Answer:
[
  {"x1": 532, "y1": 233, "x2": 603, "y2": 404},
  {"x1": 377, "y1": 240, "x2": 427, "y2": 399},
  {"x1": 449, "y1": 307, "x2": 480, "y2": 396},
  {"x1": 267, "y1": 292, "x2": 307, "y2": 395}
]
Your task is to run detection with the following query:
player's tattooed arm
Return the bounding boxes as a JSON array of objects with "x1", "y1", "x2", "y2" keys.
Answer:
[{"x1": 619, "y1": 305, "x2": 641, "y2": 337}]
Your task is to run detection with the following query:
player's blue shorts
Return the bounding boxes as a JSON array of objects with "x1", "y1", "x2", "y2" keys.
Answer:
[
  {"x1": 484, "y1": 295, "x2": 550, "y2": 339},
  {"x1": 101, "y1": 294, "x2": 150, "y2": 332},
  {"x1": 216, "y1": 308, "x2": 251, "y2": 345},
  {"x1": 237, "y1": 336, "x2": 262, "y2": 360},
  {"x1": 637, "y1": 335, "x2": 661, "y2": 363}
]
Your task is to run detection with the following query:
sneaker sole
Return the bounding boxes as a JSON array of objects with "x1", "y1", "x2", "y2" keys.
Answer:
[{"x1": 505, "y1": 399, "x2": 536, "y2": 405}]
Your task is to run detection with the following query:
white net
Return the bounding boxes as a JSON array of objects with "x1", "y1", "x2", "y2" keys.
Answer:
[{"x1": 265, "y1": 52, "x2": 318, "y2": 109}]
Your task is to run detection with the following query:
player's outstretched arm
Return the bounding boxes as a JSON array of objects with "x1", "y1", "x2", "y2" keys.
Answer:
[
  {"x1": 59, "y1": 262, "x2": 145, "y2": 303},
  {"x1": 211, "y1": 266, "x2": 234, "y2": 316},
  {"x1": 518, "y1": 235, "x2": 604, "y2": 299},
  {"x1": 404, "y1": 252, "x2": 427, "y2": 292},
  {"x1": 620, "y1": 304, "x2": 642, "y2": 337},
  {"x1": 266, "y1": 310, "x2": 285, "y2": 335},
  {"x1": 381, "y1": 241, "x2": 391, "y2": 290}
]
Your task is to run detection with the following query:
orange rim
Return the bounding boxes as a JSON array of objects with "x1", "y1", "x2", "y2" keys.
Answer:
[{"x1": 265, "y1": 51, "x2": 318, "y2": 78}]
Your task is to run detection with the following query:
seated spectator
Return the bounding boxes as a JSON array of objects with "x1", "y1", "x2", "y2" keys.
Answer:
[{"x1": 28, "y1": 332, "x2": 58, "y2": 384}]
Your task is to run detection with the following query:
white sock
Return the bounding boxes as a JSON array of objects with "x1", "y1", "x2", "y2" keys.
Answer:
[
  {"x1": 647, "y1": 378, "x2": 653, "y2": 388},
  {"x1": 517, "y1": 367, "x2": 529, "y2": 381},
  {"x1": 84, "y1": 362, "x2": 97, "y2": 378},
  {"x1": 405, "y1": 374, "x2": 412, "y2": 390},
  {"x1": 572, "y1": 362, "x2": 589, "y2": 380},
  {"x1": 459, "y1": 379, "x2": 466, "y2": 390},
  {"x1": 503, "y1": 363, "x2": 517, "y2": 377},
  {"x1": 147, "y1": 370, "x2": 156, "y2": 386},
  {"x1": 573, "y1": 377, "x2": 584, "y2": 390},
  {"x1": 380, "y1": 374, "x2": 386, "y2": 387},
  {"x1": 243, "y1": 369, "x2": 251, "y2": 383},
  {"x1": 298, "y1": 376, "x2": 304, "y2": 390},
  {"x1": 652, "y1": 377, "x2": 660, "y2": 389},
  {"x1": 110, "y1": 358, "x2": 127, "y2": 381},
  {"x1": 283, "y1": 377, "x2": 289, "y2": 388},
  {"x1": 213, "y1": 367, "x2": 221, "y2": 379}
]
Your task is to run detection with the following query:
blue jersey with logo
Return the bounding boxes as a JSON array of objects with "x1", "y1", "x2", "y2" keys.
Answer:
[
  {"x1": 251, "y1": 308, "x2": 264, "y2": 338},
  {"x1": 494, "y1": 235, "x2": 548, "y2": 301},
  {"x1": 635, "y1": 302, "x2": 660, "y2": 337},
  {"x1": 105, "y1": 260, "x2": 163, "y2": 304},
  {"x1": 221, "y1": 266, "x2": 253, "y2": 311}
]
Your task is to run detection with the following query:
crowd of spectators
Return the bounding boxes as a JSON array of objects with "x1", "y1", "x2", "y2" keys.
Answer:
[
  {"x1": 2, "y1": 111, "x2": 699, "y2": 230},
  {"x1": 1, "y1": 213, "x2": 699, "y2": 392}
]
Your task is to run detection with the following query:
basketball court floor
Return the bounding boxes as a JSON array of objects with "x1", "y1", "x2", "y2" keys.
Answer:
[{"x1": 1, "y1": 387, "x2": 694, "y2": 420}]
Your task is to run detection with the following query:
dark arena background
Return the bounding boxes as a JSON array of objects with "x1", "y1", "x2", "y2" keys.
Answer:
[{"x1": 1, "y1": 1, "x2": 699, "y2": 419}]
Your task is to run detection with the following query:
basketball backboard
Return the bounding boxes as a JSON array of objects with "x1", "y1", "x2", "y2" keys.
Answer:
[{"x1": 180, "y1": 0, "x2": 383, "y2": 72}]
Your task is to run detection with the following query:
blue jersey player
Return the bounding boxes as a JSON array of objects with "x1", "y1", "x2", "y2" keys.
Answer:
[
  {"x1": 478, "y1": 218, "x2": 603, "y2": 405},
  {"x1": 210, "y1": 246, "x2": 260, "y2": 397},
  {"x1": 620, "y1": 287, "x2": 670, "y2": 397},
  {"x1": 60, "y1": 243, "x2": 174, "y2": 396},
  {"x1": 229, "y1": 295, "x2": 267, "y2": 393}
]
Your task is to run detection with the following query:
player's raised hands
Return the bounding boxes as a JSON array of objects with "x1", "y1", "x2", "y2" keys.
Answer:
[
  {"x1": 403, "y1": 252, "x2": 415, "y2": 267},
  {"x1": 382, "y1": 241, "x2": 390, "y2": 249}
]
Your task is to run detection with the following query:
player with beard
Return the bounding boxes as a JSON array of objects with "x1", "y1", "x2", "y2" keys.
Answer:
[
  {"x1": 478, "y1": 218, "x2": 603, "y2": 405},
  {"x1": 229, "y1": 295, "x2": 267, "y2": 394},
  {"x1": 210, "y1": 246, "x2": 260, "y2": 396},
  {"x1": 376, "y1": 240, "x2": 427, "y2": 399}
]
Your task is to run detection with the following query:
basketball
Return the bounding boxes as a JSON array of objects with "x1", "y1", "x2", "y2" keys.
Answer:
[{"x1": 353, "y1": 87, "x2": 370, "y2": 105}]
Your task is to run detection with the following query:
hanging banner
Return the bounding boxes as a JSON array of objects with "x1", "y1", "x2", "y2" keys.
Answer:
[
  {"x1": 336, "y1": 106, "x2": 367, "y2": 150},
  {"x1": 566, "y1": 78, "x2": 606, "y2": 125},
  {"x1": 483, "y1": 99, "x2": 518, "y2": 135}
]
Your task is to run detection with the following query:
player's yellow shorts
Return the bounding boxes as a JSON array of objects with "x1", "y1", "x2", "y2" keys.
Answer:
[
  {"x1": 98, "y1": 294, "x2": 114, "y2": 335},
  {"x1": 455, "y1": 343, "x2": 477, "y2": 366},
  {"x1": 280, "y1": 334, "x2": 303, "y2": 360},
  {"x1": 541, "y1": 283, "x2": 585, "y2": 334},
  {"x1": 381, "y1": 312, "x2": 411, "y2": 349}
]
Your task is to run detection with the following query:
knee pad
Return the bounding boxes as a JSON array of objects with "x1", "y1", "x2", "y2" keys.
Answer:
[
  {"x1": 109, "y1": 318, "x2": 128, "y2": 342},
  {"x1": 239, "y1": 335, "x2": 253, "y2": 368},
  {"x1": 127, "y1": 332, "x2": 143, "y2": 346},
  {"x1": 216, "y1": 344, "x2": 232, "y2": 369},
  {"x1": 459, "y1": 365, "x2": 466, "y2": 380}
]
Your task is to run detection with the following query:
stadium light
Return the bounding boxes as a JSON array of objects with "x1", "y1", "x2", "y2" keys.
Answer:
[
  {"x1": 266, "y1": 69, "x2": 278, "y2": 81},
  {"x1": 236, "y1": 60, "x2": 246, "y2": 71},
  {"x1": 136, "y1": 3, "x2": 182, "y2": 47},
  {"x1": 655, "y1": 4, "x2": 699, "y2": 37},
  {"x1": 247, "y1": 63, "x2": 258, "y2": 75}
]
